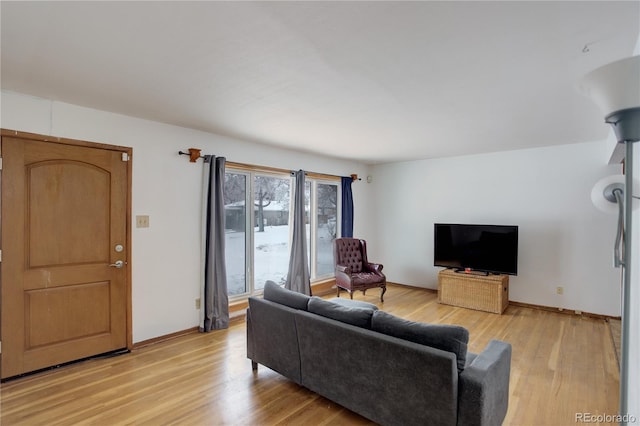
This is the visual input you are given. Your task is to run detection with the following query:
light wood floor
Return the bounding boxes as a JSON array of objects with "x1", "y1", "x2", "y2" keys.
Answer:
[{"x1": 1, "y1": 284, "x2": 619, "y2": 425}]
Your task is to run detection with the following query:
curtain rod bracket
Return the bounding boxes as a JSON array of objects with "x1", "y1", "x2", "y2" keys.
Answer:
[{"x1": 179, "y1": 148, "x2": 203, "y2": 163}]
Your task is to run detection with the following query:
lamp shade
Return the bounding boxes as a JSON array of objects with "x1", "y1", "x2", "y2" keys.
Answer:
[
  {"x1": 580, "y1": 55, "x2": 640, "y2": 116},
  {"x1": 580, "y1": 56, "x2": 640, "y2": 143}
]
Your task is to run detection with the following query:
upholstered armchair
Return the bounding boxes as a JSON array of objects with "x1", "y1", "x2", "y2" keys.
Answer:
[{"x1": 333, "y1": 238, "x2": 387, "y2": 302}]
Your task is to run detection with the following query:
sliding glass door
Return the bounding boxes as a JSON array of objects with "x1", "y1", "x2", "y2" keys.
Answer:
[{"x1": 224, "y1": 168, "x2": 340, "y2": 298}]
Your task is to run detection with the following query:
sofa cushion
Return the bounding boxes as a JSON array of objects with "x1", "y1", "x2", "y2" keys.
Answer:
[
  {"x1": 327, "y1": 297, "x2": 379, "y2": 311},
  {"x1": 263, "y1": 280, "x2": 310, "y2": 310},
  {"x1": 371, "y1": 310, "x2": 469, "y2": 372},
  {"x1": 307, "y1": 297, "x2": 375, "y2": 329}
]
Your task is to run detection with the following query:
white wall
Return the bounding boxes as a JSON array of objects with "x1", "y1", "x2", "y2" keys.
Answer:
[
  {"x1": 370, "y1": 141, "x2": 623, "y2": 316},
  {"x1": 1, "y1": 90, "x2": 373, "y2": 343}
]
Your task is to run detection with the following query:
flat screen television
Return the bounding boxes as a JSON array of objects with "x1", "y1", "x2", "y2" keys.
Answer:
[{"x1": 434, "y1": 223, "x2": 518, "y2": 275}]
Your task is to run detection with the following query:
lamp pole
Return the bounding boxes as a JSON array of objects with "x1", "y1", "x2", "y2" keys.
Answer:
[
  {"x1": 620, "y1": 140, "x2": 633, "y2": 422},
  {"x1": 582, "y1": 55, "x2": 639, "y2": 426}
]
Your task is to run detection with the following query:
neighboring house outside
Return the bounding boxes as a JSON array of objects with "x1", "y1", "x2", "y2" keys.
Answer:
[{"x1": 226, "y1": 200, "x2": 292, "y2": 231}]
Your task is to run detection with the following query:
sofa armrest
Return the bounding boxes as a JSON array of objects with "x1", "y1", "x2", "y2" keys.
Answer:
[
  {"x1": 335, "y1": 264, "x2": 352, "y2": 288},
  {"x1": 457, "y1": 339, "x2": 512, "y2": 426},
  {"x1": 246, "y1": 297, "x2": 304, "y2": 384},
  {"x1": 365, "y1": 262, "x2": 384, "y2": 274},
  {"x1": 336, "y1": 264, "x2": 351, "y2": 274}
]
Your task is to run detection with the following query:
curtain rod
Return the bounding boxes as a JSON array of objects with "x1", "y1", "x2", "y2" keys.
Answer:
[{"x1": 178, "y1": 148, "x2": 360, "y2": 181}]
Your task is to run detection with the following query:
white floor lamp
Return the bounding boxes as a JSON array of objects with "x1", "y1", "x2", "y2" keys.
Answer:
[{"x1": 581, "y1": 55, "x2": 640, "y2": 424}]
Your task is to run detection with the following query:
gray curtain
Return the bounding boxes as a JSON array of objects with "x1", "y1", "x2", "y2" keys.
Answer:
[
  {"x1": 285, "y1": 170, "x2": 312, "y2": 295},
  {"x1": 201, "y1": 155, "x2": 229, "y2": 331}
]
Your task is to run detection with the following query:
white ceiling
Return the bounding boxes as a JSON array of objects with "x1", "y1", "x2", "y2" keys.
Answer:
[{"x1": 1, "y1": 1, "x2": 639, "y2": 164}]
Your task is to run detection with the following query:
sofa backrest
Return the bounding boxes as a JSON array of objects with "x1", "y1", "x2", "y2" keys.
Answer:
[
  {"x1": 295, "y1": 310, "x2": 459, "y2": 426},
  {"x1": 307, "y1": 296, "x2": 376, "y2": 328},
  {"x1": 263, "y1": 280, "x2": 310, "y2": 310},
  {"x1": 371, "y1": 310, "x2": 469, "y2": 372}
]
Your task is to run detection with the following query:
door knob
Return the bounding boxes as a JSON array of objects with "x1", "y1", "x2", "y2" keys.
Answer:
[{"x1": 109, "y1": 260, "x2": 125, "y2": 268}]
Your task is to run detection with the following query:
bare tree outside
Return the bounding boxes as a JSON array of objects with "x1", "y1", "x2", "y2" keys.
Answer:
[
  {"x1": 316, "y1": 183, "x2": 338, "y2": 276},
  {"x1": 318, "y1": 183, "x2": 338, "y2": 239},
  {"x1": 224, "y1": 173, "x2": 245, "y2": 205},
  {"x1": 254, "y1": 176, "x2": 289, "y2": 232}
]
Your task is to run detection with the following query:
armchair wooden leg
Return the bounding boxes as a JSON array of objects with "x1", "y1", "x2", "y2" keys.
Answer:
[
  {"x1": 380, "y1": 286, "x2": 387, "y2": 302},
  {"x1": 349, "y1": 291, "x2": 353, "y2": 299},
  {"x1": 336, "y1": 287, "x2": 341, "y2": 298}
]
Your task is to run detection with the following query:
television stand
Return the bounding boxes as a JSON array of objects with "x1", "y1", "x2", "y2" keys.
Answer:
[
  {"x1": 438, "y1": 269, "x2": 509, "y2": 314},
  {"x1": 453, "y1": 268, "x2": 489, "y2": 276}
]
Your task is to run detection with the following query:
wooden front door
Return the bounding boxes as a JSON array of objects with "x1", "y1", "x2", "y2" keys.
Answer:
[{"x1": 1, "y1": 132, "x2": 131, "y2": 379}]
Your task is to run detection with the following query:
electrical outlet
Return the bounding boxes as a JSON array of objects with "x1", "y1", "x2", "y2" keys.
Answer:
[
  {"x1": 136, "y1": 215, "x2": 150, "y2": 228},
  {"x1": 556, "y1": 286, "x2": 564, "y2": 295},
  {"x1": 195, "y1": 298, "x2": 201, "y2": 310}
]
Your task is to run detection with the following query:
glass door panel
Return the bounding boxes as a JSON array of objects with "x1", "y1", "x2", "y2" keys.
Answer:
[
  {"x1": 224, "y1": 172, "x2": 247, "y2": 296},
  {"x1": 253, "y1": 175, "x2": 290, "y2": 289},
  {"x1": 316, "y1": 183, "x2": 337, "y2": 277}
]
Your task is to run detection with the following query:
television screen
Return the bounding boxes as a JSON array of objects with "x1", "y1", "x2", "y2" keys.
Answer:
[{"x1": 434, "y1": 223, "x2": 518, "y2": 275}]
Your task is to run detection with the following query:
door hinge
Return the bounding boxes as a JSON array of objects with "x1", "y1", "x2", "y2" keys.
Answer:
[
  {"x1": 0, "y1": 157, "x2": 3, "y2": 170},
  {"x1": 121, "y1": 152, "x2": 130, "y2": 162},
  {"x1": 0, "y1": 249, "x2": 2, "y2": 262},
  {"x1": 0, "y1": 341, "x2": 2, "y2": 354}
]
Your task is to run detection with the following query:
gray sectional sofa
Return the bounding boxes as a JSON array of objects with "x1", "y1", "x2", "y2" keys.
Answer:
[{"x1": 246, "y1": 281, "x2": 512, "y2": 426}]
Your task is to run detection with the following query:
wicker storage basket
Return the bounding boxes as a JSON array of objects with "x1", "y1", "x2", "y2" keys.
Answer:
[{"x1": 438, "y1": 269, "x2": 509, "y2": 314}]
